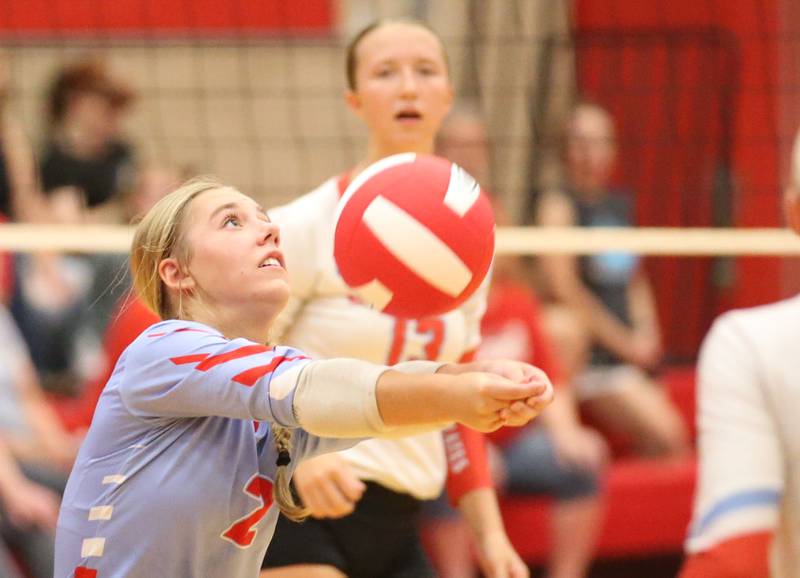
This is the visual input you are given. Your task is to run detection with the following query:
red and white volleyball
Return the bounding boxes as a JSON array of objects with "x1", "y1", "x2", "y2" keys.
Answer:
[{"x1": 333, "y1": 153, "x2": 495, "y2": 318}]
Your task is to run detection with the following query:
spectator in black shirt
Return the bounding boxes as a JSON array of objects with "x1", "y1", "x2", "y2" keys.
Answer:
[{"x1": 40, "y1": 57, "x2": 136, "y2": 219}]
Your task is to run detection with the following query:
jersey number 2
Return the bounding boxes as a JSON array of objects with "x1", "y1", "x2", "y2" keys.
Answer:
[{"x1": 222, "y1": 474, "x2": 274, "y2": 548}]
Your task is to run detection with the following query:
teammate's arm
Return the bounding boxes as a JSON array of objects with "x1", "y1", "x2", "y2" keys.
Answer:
[{"x1": 679, "y1": 314, "x2": 783, "y2": 578}]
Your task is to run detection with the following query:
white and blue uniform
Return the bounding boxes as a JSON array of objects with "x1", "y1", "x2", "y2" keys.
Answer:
[
  {"x1": 54, "y1": 319, "x2": 388, "y2": 578},
  {"x1": 686, "y1": 296, "x2": 800, "y2": 577}
]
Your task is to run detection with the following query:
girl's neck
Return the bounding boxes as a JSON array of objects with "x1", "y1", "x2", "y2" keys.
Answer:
[
  {"x1": 357, "y1": 138, "x2": 435, "y2": 176},
  {"x1": 185, "y1": 306, "x2": 272, "y2": 345}
]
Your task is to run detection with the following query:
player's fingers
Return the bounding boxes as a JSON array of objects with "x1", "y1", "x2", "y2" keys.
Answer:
[
  {"x1": 297, "y1": 478, "x2": 345, "y2": 518},
  {"x1": 509, "y1": 559, "x2": 530, "y2": 578},
  {"x1": 499, "y1": 402, "x2": 538, "y2": 428},
  {"x1": 333, "y1": 469, "x2": 367, "y2": 503},
  {"x1": 485, "y1": 377, "x2": 547, "y2": 402},
  {"x1": 316, "y1": 477, "x2": 359, "y2": 518}
]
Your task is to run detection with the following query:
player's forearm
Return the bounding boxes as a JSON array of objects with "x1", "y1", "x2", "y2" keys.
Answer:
[
  {"x1": 375, "y1": 370, "x2": 456, "y2": 428},
  {"x1": 457, "y1": 486, "x2": 507, "y2": 539},
  {"x1": 0, "y1": 437, "x2": 28, "y2": 500},
  {"x1": 293, "y1": 359, "x2": 451, "y2": 438}
]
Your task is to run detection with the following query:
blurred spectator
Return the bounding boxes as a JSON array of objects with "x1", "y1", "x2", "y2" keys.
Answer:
[
  {"x1": 40, "y1": 56, "x2": 136, "y2": 221},
  {"x1": 10, "y1": 159, "x2": 177, "y2": 398},
  {"x1": 536, "y1": 101, "x2": 689, "y2": 458},
  {"x1": 0, "y1": 302, "x2": 74, "y2": 578},
  {"x1": 0, "y1": 53, "x2": 47, "y2": 223},
  {"x1": 424, "y1": 109, "x2": 608, "y2": 578},
  {"x1": 11, "y1": 188, "x2": 106, "y2": 394},
  {"x1": 0, "y1": 53, "x2": 49, "y2": 304},
  {"x1": 50, "y1": 163, "x2": 181, "y2": 431}
]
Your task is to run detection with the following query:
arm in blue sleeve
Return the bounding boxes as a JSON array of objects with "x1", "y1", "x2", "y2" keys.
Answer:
[{"x1": 118, "y1": 322, "x2": 310, "y2": 425}]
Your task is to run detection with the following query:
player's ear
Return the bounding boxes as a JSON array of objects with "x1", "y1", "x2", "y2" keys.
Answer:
[
  {"x1": 344, "y1": 89, "x2": 363, "y2": 118},
  {"x1": 158, "y1": 257, "x2": 196, "y2": 294}
]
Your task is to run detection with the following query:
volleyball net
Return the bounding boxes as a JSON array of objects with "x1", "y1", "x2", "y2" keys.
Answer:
[{"x1": 0, "y1": 0, "x2": 799, "y2": 360}]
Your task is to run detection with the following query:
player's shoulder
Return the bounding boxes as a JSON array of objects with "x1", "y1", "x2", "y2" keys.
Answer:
[
  {"x1": 703, "y1": 295, "x2": 800, "y2": 366},
  {"x1": 268, "y1": 177, "x2": 341, "y2": 226},
  {"x1": 127, "y1": 319, "x2": 223, "y2": 355},
  {"x1": 714, "y1": 295, "x2": 800, "y2": 336}
]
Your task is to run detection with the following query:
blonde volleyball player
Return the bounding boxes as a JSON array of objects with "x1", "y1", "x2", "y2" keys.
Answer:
[
  {"x1": 679, "y1": 128, "x2": 800, "y2": 578},
  {"x1": 54, "y1": 178, "x2": 553, "y2": 578},
  {"x1": 261, "y1": 20, "x2": 530, "y2": 578}
]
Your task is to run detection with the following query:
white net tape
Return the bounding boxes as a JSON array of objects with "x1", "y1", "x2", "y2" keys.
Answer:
[{"x1": 1, "y1": 224, "x2": 799, "y2": 255}]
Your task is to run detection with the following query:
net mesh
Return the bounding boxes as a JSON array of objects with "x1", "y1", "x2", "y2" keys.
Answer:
[{"x1": 1, "y1": 0, "x2": 798, "y2": 357}]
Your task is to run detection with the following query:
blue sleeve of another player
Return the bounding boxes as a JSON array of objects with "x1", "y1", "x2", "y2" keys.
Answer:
[{"x1": 118, "y1": 321, "x2": 311, "y2": 426}]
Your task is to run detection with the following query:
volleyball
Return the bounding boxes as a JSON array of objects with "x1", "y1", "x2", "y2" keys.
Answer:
[{"x1": 333, "y1": 153, "x2": 495, "y2": 318}]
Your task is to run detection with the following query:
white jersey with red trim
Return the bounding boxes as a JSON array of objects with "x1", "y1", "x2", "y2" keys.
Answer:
[
  {"x1": 685, "y1": 295, "x2": 800, "y2": 577},
  {"x1": 269, "y1": 176, "x2": 487, "y2": 499},
  {"x1": 54, "y1": 320, "x2": 360, "y2": 578}
]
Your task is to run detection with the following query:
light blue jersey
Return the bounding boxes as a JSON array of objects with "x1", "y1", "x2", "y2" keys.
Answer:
[{"x1": 55, "y1": 319, "x2": 355, "y2": 578}]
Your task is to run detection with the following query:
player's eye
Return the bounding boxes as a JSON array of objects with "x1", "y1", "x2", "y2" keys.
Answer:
[
  {"x1": 222, "y1": 212, "x2": 242, "y2": 228},
  {"x1": 374, "y1": 66, "x2": 395, "y2": 78}
]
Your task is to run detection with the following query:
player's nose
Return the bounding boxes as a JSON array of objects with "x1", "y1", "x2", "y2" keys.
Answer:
[
  {"x1": 399, "y1": 67, "x2": 419, "y2": 96},
  {"x1": 258, "y1": 220, "x2": 280, "y2": 247}
]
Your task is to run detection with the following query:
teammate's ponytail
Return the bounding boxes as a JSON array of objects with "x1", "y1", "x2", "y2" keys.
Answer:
[{"x1": 269, "y1": 424, "x2": 310, "y2": 521}]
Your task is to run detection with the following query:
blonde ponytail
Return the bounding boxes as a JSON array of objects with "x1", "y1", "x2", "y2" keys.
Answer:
[{"x1": 270, "y1": 423, "x2": 310, "y2": 521}]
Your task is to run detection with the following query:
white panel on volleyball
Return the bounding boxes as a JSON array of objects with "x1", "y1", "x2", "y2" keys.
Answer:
[
  {"x1": 352, "y1": 278, "x2": 394, "y2": 311},
  {"x1": 334, "y1": 152, "x2": 417, "y2": 225},
  {"x1": 443, "y1": 164, "x2": 481, "y2": 217},
  {"x1": 363, "y1": 195, "x2": 472, "y2": 297}
]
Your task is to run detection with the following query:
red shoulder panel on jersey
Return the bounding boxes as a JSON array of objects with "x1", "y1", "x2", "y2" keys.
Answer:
[
  {"x1": 75, "y1": 566, "x2": 97, "y2": 578},
  {"x1": 232, "y1": 354, "x2": 308, "y2": 386},
  {"x1": 679, "y1": 531, "x2": 772, "y2": 578},
  {"x1": 195, "y1": 345, "x2": 272, "y2": 370}
]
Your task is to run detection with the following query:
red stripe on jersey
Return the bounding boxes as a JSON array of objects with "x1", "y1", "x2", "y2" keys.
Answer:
[
  {"x1": 75, "y1": 567, "x2": 97, "y2": 578},
  {"x1": 170, "y1": 353, "x2": 211, "y2": 365},
  {"x1": 148, "y1": 327, "x2": 213, "y2": 338},
  {"x1": 233, "y1": 355, "x2": 309, "y2": 386},
  {"x1": 195, "y1": 345, "x2": 272, "y2": 371}
]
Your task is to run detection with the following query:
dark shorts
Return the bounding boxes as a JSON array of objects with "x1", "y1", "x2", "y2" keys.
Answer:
[
  {"x1": 503, "y1": 428, "x2": 600, "y2": 500},
  {"x1": 263, "y1": 482, "x2": 436, "y2": 578}
]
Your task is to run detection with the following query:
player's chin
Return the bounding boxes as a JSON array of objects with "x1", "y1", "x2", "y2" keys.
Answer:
[{"x1": 256, "y1": 278, "x2": 291, "y2": 306}]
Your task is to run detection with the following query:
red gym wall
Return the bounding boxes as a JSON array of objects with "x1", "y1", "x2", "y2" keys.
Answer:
[
  {"x1": 0, "y1": 0, "x2": 333, "y2": 36},
  {"x1": 574, "y1": 0, "x2": 786, "y2": 359}
]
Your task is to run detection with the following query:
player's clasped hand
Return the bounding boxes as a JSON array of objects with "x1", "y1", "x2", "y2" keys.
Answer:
[
  {"x1": 439, "y1": 360, "x2": 554, "y2": 432},
  {"x1": 292, "y1": 453, "x2": 366, "y2": 519}
]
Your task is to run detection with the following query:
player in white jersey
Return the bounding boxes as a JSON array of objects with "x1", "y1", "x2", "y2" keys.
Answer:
[
  {"x1": 54, "y1": 178, "x2": 553, "y2": 578},
  {"x1": 679, "y1": 128, "x2": 800, "y2": 578},
  {"x1": 261, "y1": 19, "x2": 528, "y2": 578}
]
